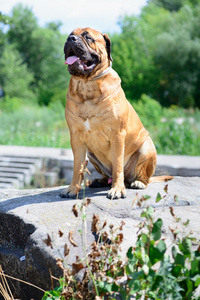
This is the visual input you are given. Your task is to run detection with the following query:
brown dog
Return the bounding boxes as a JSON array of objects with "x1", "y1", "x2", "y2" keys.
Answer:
[{"x1": 60, "y1": 27, "x2": 172, "y2": 199}]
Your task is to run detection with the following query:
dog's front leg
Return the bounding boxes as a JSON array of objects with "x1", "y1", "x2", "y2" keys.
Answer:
[
  {"x1": 60, "y1": 135, "x2": 86, "y2": 198},
  {"x1": 107, "y1": 132, "x2": 126, "y2": 199}
]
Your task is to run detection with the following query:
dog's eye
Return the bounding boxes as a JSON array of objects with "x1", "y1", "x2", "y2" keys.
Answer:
[{"x1": 85, "y1": 35, "x2": 94, "y2": 43}]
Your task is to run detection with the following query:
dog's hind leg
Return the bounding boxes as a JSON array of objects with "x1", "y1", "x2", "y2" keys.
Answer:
[
  {"x1": 124, "y1": 136, "x2": 157, "y2": 189},
  {"x1": 129, "y1": 154, "x2": 157, "y2": 189}
]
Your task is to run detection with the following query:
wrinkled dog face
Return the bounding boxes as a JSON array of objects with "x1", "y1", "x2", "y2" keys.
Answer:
[{"x1": 64, "y1": 27, "x2": 112, "y2": 76}]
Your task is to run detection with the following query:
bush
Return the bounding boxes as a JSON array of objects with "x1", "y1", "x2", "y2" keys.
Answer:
[
  {"x1": 131, "y1": 94, "x2": 163, "y2": 127},
  {"x1": 131, "y1": 94, "x2": 200, "y2": 155},
  {"x1": 155, "y1": 120, "x2": 200, "y2": 155},
  {"x1": 0, "y1": 96, "x2": 24, "y2": 112}
]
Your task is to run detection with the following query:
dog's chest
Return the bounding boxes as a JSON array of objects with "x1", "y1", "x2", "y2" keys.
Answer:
[
  {"x1": 75, "y1": 101, "x2": 106, "y2": 132},
  {"x1": 84, "y1": 118, "x2": 91, "y2": 131},
  {"x1": 79, "y1": 114, "x2": 102, "y2": 133},
  {"x1": 75, "y1": 102, "x2": 111, "y2": 144}
]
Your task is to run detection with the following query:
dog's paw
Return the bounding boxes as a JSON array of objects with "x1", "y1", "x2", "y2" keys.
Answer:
[
  {"x1": 130, "y1": 180, "x2": 147, "y2": 189},
  {"x1": 60, "y1": 188, "x2": 77, "y2": 198},
  {"x1": 107, "y1": 187, "x2": 126, "y2": 199}
]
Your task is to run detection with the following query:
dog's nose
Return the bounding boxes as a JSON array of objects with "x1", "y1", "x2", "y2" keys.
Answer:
[{"x1": 67, "y1": 35, "x2": 78, "y2": 42}]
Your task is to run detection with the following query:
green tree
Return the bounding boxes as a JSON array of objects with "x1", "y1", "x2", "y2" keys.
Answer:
[
  {"x1": 0, "y1": 12, "x2": 9, "y2": 58},
  {"x1": 148, "y1": 0, "x2": 186, "y2": 11},
  {"x1": 113, "y1": 2, "x2": 200, "y2": 107},
  {"x1": 0, "y1": 43, "x2": 34, "y2": 98},
  {"x1": 112, "y1": 12, "x2": 162, "y2": 100},
  {"x1": 7, "y1": 4, "x2": 38, "y2": 66},
  {"x1": 31, "y1": 25, "x2": 69, "y2": 105},
  {"x1": 149, "y1": 0, "x2": 200, "y2": 10},
  {"x1": 153, "y1": 4, "x2": 200, "y2": 106},
  {"x1": 6, "y1": 5, "x2": 70, "y2": 105}
]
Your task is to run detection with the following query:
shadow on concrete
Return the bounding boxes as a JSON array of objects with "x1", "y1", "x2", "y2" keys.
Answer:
[{"x1": 0, "y1": 186, "x2": 109, "y2": 213}]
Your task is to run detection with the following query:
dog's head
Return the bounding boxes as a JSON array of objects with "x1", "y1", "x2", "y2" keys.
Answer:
[{"x1": 64, "y1": 27, "x2": 112, "y2": 76}]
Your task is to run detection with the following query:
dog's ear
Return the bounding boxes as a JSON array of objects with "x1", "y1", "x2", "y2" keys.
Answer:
[{"x1": 103, "y1": 33, "x2": 113, "y2": 62}]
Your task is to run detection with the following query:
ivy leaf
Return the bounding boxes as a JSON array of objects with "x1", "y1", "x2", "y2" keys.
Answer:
[
  {"x1": 129, "y1": 280, "x2": 141, "y2": 294},
  {"x1": 179, "y1": 237, "x2": 191, "y2": 255},
  {"x1": 156, "y1": 192, "x2": 162, "y2": 202},
  {"x1": 127, "y1": 246, "x2": 134, "y2": 259},
  {"x1": 98, "y1": 281, "x2": 112, "y2": 293},
  {"x1": 192, "y1": 274, "x2": 200, "y2": 287},
  {"x1": 191, "y1": 258, "x2": 199, "y2": 276},
  {"x1": 151, "y1": 275, "x2": 163, "y2": 290},
  {"x1": 151, "y1": 218, "x2": 163, "y2": 241},
  {"x1": 143, "y1": 195, "x2": 151, "y2": 200},
  {"x1": 172, "y1": 265, "x2": 182, "y2": 277},
  {"x1": 149, "y1": 240, "x2": 166, "y2": 265},
  {"x1": 175, "y1": 253, "x2": 185, "y2": 267}
]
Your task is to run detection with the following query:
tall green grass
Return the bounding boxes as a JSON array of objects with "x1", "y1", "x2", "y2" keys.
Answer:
[{"x1": 0, "y1": 97, "x2": 70, "y2": 148}]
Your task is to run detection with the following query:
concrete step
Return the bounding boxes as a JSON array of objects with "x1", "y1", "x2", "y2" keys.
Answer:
[
  {"x1": 0, "y1": 167, "x2": 32, "y2": 185},
  {"x1": 0, "y1": 162, "x2": 35, "y2": 171},
  {"x1": 0, "y1": 172, "x2": 24, "y2": 182},
  {"x1": 0, "y1": 182, "x2": 12, "y2": 189},
  {"x1": 0, "y1": 155, "x2": 43, "y2": 189},
  {"x1": 0, "y1": 156, "x2": 42, "y2": 169},
  {"x1": 0, "y1": 177, "x2": 22, "y2": 189}
]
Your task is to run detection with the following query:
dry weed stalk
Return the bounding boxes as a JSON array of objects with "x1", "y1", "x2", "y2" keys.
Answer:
[
  {"x1": 0, "y1": 265, "x2": 46, "y2": 300},
  {"x1": 0, "y1": 265, "x2": 14, "y2": 300}
]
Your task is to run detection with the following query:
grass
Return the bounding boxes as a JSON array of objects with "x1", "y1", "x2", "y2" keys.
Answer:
[
  {"x1": 0, "y1": 95, "x2": 200, "y2": 155},
  {"x1": 0, "y1": 98, "x2": 71, "y2": 148}
]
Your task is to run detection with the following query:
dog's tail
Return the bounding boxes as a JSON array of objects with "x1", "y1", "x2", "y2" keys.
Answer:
[{"x1": 149, "y1": 175, "x2": 174, "y2": 183}]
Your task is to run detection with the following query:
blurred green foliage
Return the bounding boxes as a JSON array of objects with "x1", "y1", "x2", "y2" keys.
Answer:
[
  {"x1": 0, "y1": 2, "x2": 200, "y2": 154},
  {"x1": 1, "y1": 1, "x2": 200, "y2": 107},
  {"x1": 0, "y1": 4, "x2": 70, "y2": 106},
  {"x1": 112, "y1": 0, "x2": 200, "y2": 108},
  {"x1": 0, "y1": 97, "x2": 70, "y2": 148},
  {"x1": 0, "y1": 94, "x2": 199, "y2": 154},
  {"x1": 132, "y1": 94, "x2": 200, "y2": 155}
]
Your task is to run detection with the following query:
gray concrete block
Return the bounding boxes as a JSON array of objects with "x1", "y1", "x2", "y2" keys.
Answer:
[
  {"x1": 0, "y1": 177, "x2": 22, "y2": 189},
  {"x1": 0, "y1": 177, "x2": 200, "y2": 299}
]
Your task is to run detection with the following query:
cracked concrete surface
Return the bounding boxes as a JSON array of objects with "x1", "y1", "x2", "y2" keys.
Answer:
[{"x1": 0, "y1": 176, "x2": 200, "y2": 299}]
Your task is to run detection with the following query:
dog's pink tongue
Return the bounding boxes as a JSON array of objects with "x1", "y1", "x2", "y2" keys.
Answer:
[{"x1": 65, "y1": 56, "x2": 79, "y2": 65}]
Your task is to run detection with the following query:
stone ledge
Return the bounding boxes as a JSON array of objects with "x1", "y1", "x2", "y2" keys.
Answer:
[{"x1": 0, "y1": 176, "x2": 200, "y2": 299}]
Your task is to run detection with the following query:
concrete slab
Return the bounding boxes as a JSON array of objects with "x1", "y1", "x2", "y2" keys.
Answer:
[
  {"x1": 0, "y1": 176, "x2": 200, "y2": 299},
  {"x1": 0, "y1": 145, "x2": 73, "y2": 159},
  {"x1": 157, "y1": 154, "x2": 200, "y2": 176}
]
